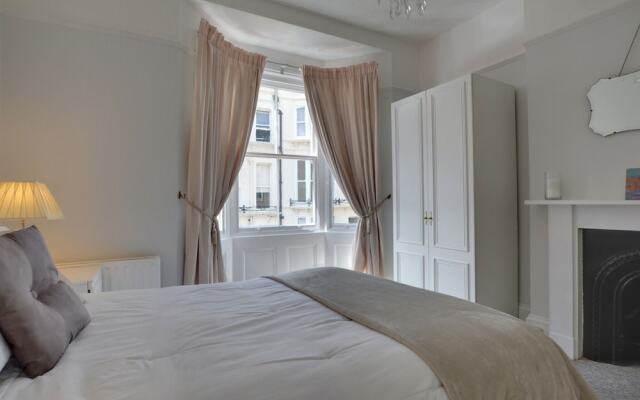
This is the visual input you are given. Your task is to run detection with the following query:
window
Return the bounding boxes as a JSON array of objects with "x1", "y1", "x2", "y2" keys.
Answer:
[
  {"x1": 238, "y1": 157, "x2": 278, "y2": 227},
  {"x1": 255, "y1": 110, "x2": 271, "y2": 142},
  {"x1": 230, "y1": 66, "x2": 355, "y2": 233},
  {"x1": 255, "y1": 163, "x2": 271, "y2": 208},
  {"x1": 238, "y1": 85, "x2": 316, "y2": 229},
  {"x1": 296, "y1": 107, "x2": 306, "y2": 137},
  {"x1": 332, "y1": 178, "x2": 359, "y2": 226}
]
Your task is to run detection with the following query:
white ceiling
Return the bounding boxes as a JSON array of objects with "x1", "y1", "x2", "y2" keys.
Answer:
[
  {"x1": 269, "y1": 0, "x2": 505, "y2": 40},
  {"x1": 197, "y1": 1, "x2": 382, "y2": 61}
]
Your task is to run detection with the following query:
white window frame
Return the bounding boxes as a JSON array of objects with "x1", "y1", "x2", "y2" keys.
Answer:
[{"x1": 223, "y1": 62, "x2": 355, "y2": 237}]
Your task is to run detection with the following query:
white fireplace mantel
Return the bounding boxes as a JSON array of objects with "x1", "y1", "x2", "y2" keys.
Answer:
[
  {"x1": 525, "y1": 200, "x2": 640, "y2": 359},
  {"x1": 525, "y1": 200, "x2": 640, "y2": 206}
]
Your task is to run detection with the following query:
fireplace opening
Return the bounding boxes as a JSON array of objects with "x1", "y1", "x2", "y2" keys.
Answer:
[{"x1": 583, "y1": 229, "x2": 640, "y2": 364}]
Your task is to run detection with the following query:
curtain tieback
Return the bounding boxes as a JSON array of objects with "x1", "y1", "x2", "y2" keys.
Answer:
[
  {"x1": 361, "y1": 194, "x2": 391, "y2": 234},
  {"x1": 178, "y1": 191, "x2": 216, "y2": 222},
  {"x1": 178, "y1": 191, "x2": 220, "y2": 247},
  {"x1": 211, "y1": 219, "x2": 221, "y2": 248}
]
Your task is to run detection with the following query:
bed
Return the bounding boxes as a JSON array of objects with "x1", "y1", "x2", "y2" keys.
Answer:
[
  {"x1": 0, "y1": 267, "x2": 594, "y2": 400},
  {"x1": 0, "y1": 276, "x2": 444, "y2": 400}
]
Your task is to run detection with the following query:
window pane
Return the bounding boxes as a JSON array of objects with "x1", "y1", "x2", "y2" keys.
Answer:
[
  {"x1": 238, "y1": 157, "x2": 279, "y2": 228},
  {"x1": 282, "y1": 158, "x2": 315, "y2": 226},
  {"x1": 296, "y1": 107, "x2": 306, "y2": 137},
  {"x1": 256, "y1": 110, "x2": 270, "y2": 126},
  {"x1": 332, "y1": 178, "x2": 359, "y2": 225},
  {"x1": 280, "y1": 89, "x2": 315, "y2": 156},
  {"x1": 297, "y1": 122, "x2": 305, "y2": 137},
  {"x1": 248, "y1": 87, "x2": 277, "y2": 154},
  {"x1": 256, "y1": 129, "x2": 270, "y2": 143}
]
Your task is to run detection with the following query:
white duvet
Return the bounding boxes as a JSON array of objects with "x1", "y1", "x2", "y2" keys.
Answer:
[{"x1": 0, "y1": 278, "x2": 446, "y2": 400}]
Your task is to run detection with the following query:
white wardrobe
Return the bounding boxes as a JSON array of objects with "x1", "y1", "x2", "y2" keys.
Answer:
[{"x1": 392, "y1": 74, "x2": 518, "y2": 316}]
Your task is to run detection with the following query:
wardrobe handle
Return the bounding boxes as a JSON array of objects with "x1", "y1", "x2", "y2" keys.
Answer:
[{"x1": 424, "y1": 211, "x2": 433, "y2": 225}]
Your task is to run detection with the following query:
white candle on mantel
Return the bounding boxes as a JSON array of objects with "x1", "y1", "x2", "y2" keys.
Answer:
[{"x1": 545, "y1": 172, "x2": 562, "y2": 200}]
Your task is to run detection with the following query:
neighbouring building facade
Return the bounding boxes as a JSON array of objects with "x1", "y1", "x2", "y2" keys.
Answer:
[{"x1": 237, "y1": 86, "x2": 358, "y2": 228}]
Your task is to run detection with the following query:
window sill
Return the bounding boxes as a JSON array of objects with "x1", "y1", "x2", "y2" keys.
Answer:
[
  {"x1": 328, "y1": 226, "x2": 357, "y2": 233},
  {"x1": 231, "y1": 227, "x2": 325, "y2": 239}
]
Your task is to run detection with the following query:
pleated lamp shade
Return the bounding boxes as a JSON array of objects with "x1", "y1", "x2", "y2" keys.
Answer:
[{"x1": 0, "y1": 182, "x2": 64, "y2": 225}]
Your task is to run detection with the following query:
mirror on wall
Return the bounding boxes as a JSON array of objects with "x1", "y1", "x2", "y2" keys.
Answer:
[{"x1": 588, "y1": 70, "x2": 640, "y2": 137}]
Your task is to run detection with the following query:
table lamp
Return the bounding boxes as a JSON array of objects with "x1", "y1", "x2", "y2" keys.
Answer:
[{"x1": 0, "y1": 182, "x2": 64, "y2": 228}]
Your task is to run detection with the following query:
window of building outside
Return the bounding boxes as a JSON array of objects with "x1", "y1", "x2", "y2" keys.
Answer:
[
  {"x1": 254, "y1": 110, "x2": 271, "y2": 143},
  {"x1": 296, "y1": 107, "x2": 306, "y2": 137}
]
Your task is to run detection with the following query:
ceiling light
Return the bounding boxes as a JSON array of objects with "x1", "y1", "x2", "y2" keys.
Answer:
[{"x1": 379, "y1": 0, "x2": 429, "y2": 19}]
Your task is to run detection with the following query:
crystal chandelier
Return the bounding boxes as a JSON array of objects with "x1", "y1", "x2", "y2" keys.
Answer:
[{"x1": 379, "y1": 0, "x2": 429, "y2": 19}]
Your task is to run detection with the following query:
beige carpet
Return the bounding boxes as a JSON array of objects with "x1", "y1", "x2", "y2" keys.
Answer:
[{"x1": 575, "y1": 359, "x2": 640, "y2": 399}]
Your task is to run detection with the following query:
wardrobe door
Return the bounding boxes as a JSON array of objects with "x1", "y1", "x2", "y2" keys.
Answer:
[
  {"x1": 392, "y1": 92, "x2": 428, "y2": 289},
  {"x1": 426, "y1": 77, "x2": 473, "y2": 301}
]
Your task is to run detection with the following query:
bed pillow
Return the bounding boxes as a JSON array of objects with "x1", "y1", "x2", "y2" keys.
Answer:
[{"x1": 0, "y1": 226, "x2": 91, "y2": 378}]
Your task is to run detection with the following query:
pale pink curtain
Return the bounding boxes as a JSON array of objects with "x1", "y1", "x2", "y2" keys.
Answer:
[
  {"x1": 184, "y1": 20, "x2": 266, "y2": 284},
  {"x1": 302, "y1": 63, "x2": 384, "y2": 277}
]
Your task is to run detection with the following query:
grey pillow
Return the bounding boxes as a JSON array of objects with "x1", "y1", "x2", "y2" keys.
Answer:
[{"x1": 0, "y1": 226, "x2": 91, "y2": 378}]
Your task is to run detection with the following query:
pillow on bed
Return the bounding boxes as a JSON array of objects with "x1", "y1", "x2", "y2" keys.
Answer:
[{"x1": 0, "y1": 226, "x2": 91, "y2": 378}]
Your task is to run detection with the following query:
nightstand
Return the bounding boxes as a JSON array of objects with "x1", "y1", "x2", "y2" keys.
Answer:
[{"x1": 58, "y1": 265, "x2": 103, "y2": 294}]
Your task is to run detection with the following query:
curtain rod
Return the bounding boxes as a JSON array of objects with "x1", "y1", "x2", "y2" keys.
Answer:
[{"x1": 266, "y1": 60, "x2": 304, "y2": 73}]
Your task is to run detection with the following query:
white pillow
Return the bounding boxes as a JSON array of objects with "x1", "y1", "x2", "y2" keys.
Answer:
[{"x1": 0, "y1": 334, "x2": 9, "y2": 371}]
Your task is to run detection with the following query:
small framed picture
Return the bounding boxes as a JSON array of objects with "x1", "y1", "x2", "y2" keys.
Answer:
[{"x1": 625, "y1": 168, "x2": 640, "y2": 200}]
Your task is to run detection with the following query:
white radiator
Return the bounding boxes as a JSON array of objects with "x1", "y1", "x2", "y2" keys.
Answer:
[{"x1": 57, "y1": 256, "x2": 161, "y2": 292}]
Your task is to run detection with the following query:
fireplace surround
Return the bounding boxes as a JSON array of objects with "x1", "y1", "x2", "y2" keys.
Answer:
[{"x1": 525, "y1": 200, "x2": 640, "y2": 359}]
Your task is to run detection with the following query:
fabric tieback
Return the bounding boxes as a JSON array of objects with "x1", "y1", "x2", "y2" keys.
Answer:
[
  {"x1": 179, "y1": 191, "x2": 219, "y2": 246},
  {"x1": 211, "y1": 219, "x2": 221, "y2": 248},
  {"x1": 360, "y1": 194, "x2": 391, "y2": 235}
]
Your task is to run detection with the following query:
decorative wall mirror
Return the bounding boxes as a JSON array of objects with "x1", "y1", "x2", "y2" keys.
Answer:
[{"x1": 588, "y1": 24, "x2": 640, "y2": 137}]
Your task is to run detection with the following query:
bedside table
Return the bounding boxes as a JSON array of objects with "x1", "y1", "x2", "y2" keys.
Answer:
[{"x1": 58, "y1": 265, "x2": 103, "y2": 294}]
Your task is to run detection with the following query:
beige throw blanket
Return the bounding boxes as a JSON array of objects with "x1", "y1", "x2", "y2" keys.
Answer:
[{"x1": 268, "y1": 268, "x2": 596, "y2": 400}]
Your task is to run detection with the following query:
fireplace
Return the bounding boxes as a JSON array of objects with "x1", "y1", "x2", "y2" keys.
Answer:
[{"x1": 583, "y1": 229, "x2": 640, "y2": 364}]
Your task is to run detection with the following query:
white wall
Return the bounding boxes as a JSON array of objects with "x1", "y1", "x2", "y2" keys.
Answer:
[
  {"x1": 524, "y1": 0, "x2": 632, "y2": 42},
  {"x1": 2, "y1": 0, "x2": 182, "y2": 44},
  {"x1": 525, "y1": 0, "x2": 640, "y2": 321},
  {"x1": 0, "y1": 11, "x2": 188, "y2": 286},
  {"x1": 419, "y1": 0, "x2": 525, "y2": 89}
]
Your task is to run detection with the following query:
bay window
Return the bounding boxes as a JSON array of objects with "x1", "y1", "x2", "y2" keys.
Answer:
[{"x1": 224, "y1": 64, "x2": 356, "y2": 234}]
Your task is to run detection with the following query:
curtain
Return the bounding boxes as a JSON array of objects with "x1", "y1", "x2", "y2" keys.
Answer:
[
  {"x1": 184, "y1": 20, "x2": 266, "y2": 284},
  {"x1": 302, "y1": 63, "x2": 384, "y2": 277}
]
